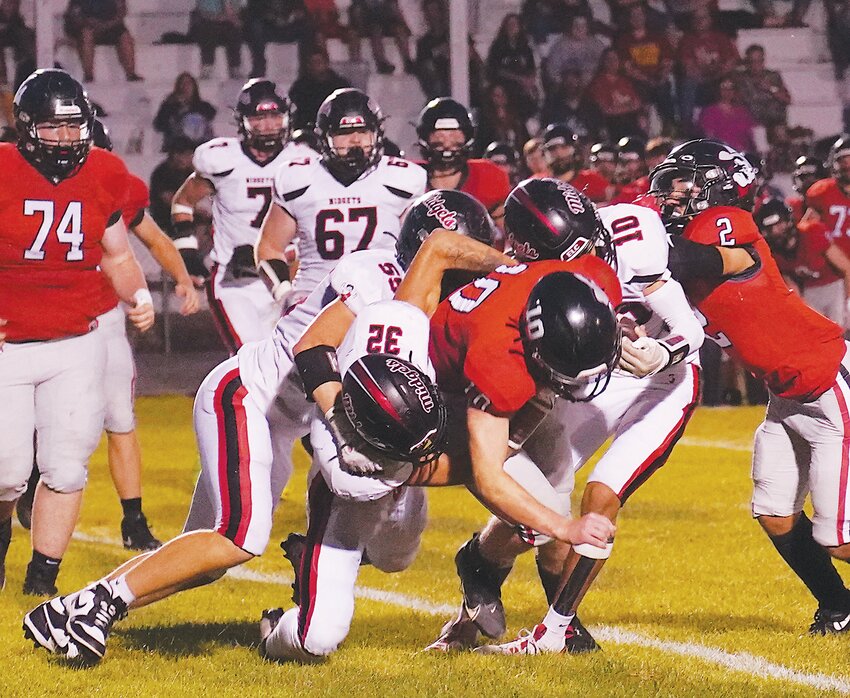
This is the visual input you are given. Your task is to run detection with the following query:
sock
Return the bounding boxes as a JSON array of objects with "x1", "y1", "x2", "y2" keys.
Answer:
[
  {"x1": 542, "y1": 605, "x2": 575, "y2": 633},
  {"x1": 0, "y1": 517, "x2": 11, "y2": 556},
  {"x1": 466, "y1": 534, "x2": 513, "y2": 589},
  {"x1": 264, "y1": 607, "x2": 323, "y2": 663},
  {"x1": 108, "y1": 574, "x2": 137, "y2": 605},
  {"x1": 535, "y1": 557, "x2": 562, "y2": 605},
  {"x1": 29, "y1": 549, "x2": 61, "y2": 583},
  {"x1": 121, "y1": 498, "x2": 142, "y2": 518},
  {"x1": 769, "y1": 513, "x2": 850, "y2": 611}
]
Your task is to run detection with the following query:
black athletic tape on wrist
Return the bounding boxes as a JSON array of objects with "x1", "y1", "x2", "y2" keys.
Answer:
[
  {"x1": 658, "y1": 334, "x2": 689, "y2": 368},
  {"x1": 294, "y1": 345, "x2": 341, "y2": 400},
  {"x1": 258, "y1": 258, "x2": 290, "y2": 296},
  {"x1": 172, "y1": 219, "x2": 195, "y2": 240}
]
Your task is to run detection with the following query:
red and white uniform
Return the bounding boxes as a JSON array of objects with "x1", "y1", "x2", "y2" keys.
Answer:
[
  {"x1": 0, "y1": 144, "x2": 128, "y2": 499},
  {"x1": 680, "y1": 206, "x2": 850, "y2": 547},
  {"x1": 263, "y1": 300, "x2": 431, "y2": 661},
  {"x1": 806, "y1": 177, "x2": 850, "y2": 257},
  {"x1": 525, "y1": 204, "x2": 703, "y2": 507},
  {"x1": 195, "y1": 138, "x2": 313, "y2": 353},
  {"x1": 185, "y1": 249, "x2": 405, "y2": 556}
]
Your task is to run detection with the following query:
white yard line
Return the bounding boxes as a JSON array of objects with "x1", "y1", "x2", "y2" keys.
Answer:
[
  {"x1": 67, "y1": 529, "x2": 850, "y2": 694},
  {"x1": 678, "y1": 437, "x2": 753, "y2": 452}
]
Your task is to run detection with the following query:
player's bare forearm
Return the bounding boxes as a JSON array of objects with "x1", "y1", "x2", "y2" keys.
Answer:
[
  {"x1": 466, "y1": 407, "x2": 571, "y2": 541},
  {"x1": 101, "y1": 250, "x2": 148, "y2": 305},
  {"x1": 394, "y1": 229, "x2": 513, "y2": 315},
  {"x1": 132, "y1": 214, "x2": 194, "y2": 287},
  {"x1": 171, "y1": 173, "x2": 214, "y2": 223},
  {"x1": 256, "y1": 204, "x2": 298, "y2": 265}
]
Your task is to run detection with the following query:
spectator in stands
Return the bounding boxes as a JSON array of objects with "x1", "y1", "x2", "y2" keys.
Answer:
[
  {"x1": 348, "y1": 0, "x2": 413, "y2": 75},
  {"x1": 826, "y1": 1, "x2": 850, "y2": 80},
  {"x1": 735, "y1": 44, "x2": 790, "y2": 140},
  {"x1": 586, "y1": 48, "x2": 647, "y2": 140},
  {"x1": 243, "y1": 0, "x2": 311, "y2": 78},
  {"x1": 544, "y1": 14, "x2": 606, "y2": 90},
  {"x1": 677, "y1": 6, "x2": 740, "y2": 129},
  {"x1": 191, "y1": 0, "x2": 243, "y2": 80},
  {"x1": 153, "y1": 72, "x2": 216, "y2": 151},
  {"x1": 615, "y1": 4, "x2": 676, "y2": 131},
  {"x1": 413, "y1": 0, "x2": 483, "y2": 104},
  {"x1": 521, "y1": 0, "x2": 595, "y2": 44},
  {"x1": 476, "y1": 81, "x2": 530, "y2": 155},
  {"x1": 150, "y1": 136, "x2": 197, "y2": 233},
  {"x1": 289, "y1": 48, "x2": 350, "y2": 129},
  {"x1": 64, "y1": 0, "x2": 142, "y2": 83},
  {"x1": 303, "y1": 0, "x2": 360, "y2": 62},
  {"x1": 540, "y1": 68, "x2": 600, "y2": 142},
  {"x1": 0, "y1": 1, "x2": 34, "y2": 91},
  {"x1": 697, "y1": 77, "x2": 756, "y2": 152},
  {"x1": 486, "y1": 14, "x2": 538, "y2": 119},
  {"x1": 523, "y1": 136, "x2": 550, "y2": 177}
]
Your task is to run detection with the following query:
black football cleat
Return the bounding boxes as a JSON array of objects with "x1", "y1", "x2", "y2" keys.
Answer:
[
  {"x1": 66, "y1": 581, "x2": 128, "y2": 663},
  {"x1": 564, "y1": 615, "x2": 601, "y2": 654},
  {"x1": 23, "y1": 563, "x2": 58, "y2": 597},
  {"x1": 280, "y1": 533, "x2": 306, "y2": 604},
  {"x1": 0, "y1": 516, "x2": 10, "y2": 591},
  {"x1": 454, "y1": 534, "x2": 510, "y2": 639},
  {"x1": 121, "y1": 513, "x2": 161, "y2": 551},
  {"x1": 259, "y1": 607, "x2": 285, "y2": 658},
  {"x1": 422, "y1": 606, "x2": 481, "y2": 652},
  {"x1": 809, "y1": 607, "x2": 850, "y2": 635},
  {"x1": 23, "y1": 596, "x2": 79, "y2": 656}
]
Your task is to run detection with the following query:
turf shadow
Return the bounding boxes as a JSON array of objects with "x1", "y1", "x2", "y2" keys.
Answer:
[{"x1": 118, "y1": 621, "x2": 258, "y2": 657}]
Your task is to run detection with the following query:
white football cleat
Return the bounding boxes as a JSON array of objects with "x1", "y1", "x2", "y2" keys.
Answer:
[{"x1": 474, "y1": 623, "x2": 565, "y2": 655}]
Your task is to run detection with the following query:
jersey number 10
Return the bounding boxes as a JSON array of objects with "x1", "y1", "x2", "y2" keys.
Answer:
[{"x1": 23, "y1": 200, "x2": 84, "y2": 262}]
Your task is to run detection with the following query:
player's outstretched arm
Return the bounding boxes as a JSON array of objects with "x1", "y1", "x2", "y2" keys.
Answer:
[
  {"x1": 394, "y1": 229, "x2": 514, "y2": 316},
  {"x1": 465, "y1": 406, "x2": 614, "y2": 547},
  {"x1": 131, "y1": 212, "x2": 200, "y2": 315},
  {"x1": 256, "y1": 204, "x2": 298, "y2": 303},
  {"x1": 667, "y1": 236, "x2": 756, "y2": 282},
  {"x1": 100, "y1": 218, "x2": 155, "y2": 332},
  {"x1": 171, "y1": 172, "x2": 215, "y2": 285}
]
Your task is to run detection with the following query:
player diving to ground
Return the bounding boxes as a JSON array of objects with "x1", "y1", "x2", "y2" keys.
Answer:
[
  {"x1": 259, "y1": 195, "x2": 622, "y2": 662},
  {"x1": 427, "y1": 176, "x2": 705, "y2": 654},
  {"x1": 19, "y1": 192, "x2": 512, "y2": 664}
]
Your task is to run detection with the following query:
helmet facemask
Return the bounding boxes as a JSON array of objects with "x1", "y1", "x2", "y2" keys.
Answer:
[
  {"x1": 22, "y1": 116, "x2": 93, "y2": 182},
  {"x1": 240, "y1": 107, "x2": 289, "y2": 153}
]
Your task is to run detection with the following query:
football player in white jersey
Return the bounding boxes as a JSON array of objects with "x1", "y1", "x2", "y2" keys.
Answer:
[
  {"x1": 20, "y1": 195, "x2": 512, "y2": 664},
  {"x1": 255, "y1": 88, "x2": 427, "y2": 310},
  {"x1": 426, "y1": 178, "x2": 705, "y2": 655},
  {"x1": 170, "y1": 78, "x2": 312, "y2": 354}
]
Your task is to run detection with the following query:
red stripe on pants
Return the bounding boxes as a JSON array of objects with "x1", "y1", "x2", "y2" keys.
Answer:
[
  {"x1": 206, "y1": 263, "x2": 243, "y2": 355},
  {"x1": 298, "y1": 476, "x2": 335, "y2": 645},
  {"x1": 832, "y1": 383, "x2": 850, "y2": 546}
]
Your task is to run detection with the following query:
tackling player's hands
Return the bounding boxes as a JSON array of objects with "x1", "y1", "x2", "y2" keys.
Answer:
[
  {"x1": 175, "y1": 281, "x2": 201, "y2": 315},
  {"x1": 325, "y1": 404, "x2": 384, "y2": 476},
  {"x1": 619, "y1": 336, "x2": 669, "y2": 377},
  {"x1": 561, "y1": 512, "x2": 615, "y2": 548}
]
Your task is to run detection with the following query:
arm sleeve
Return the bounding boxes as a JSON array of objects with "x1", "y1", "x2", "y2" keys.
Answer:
[
  {"x1": 642, "y1": 276, "x2": 705, "y2": 355},
  {"x1": 667, "y1": 236, "x2": 725, "y2": 282}
]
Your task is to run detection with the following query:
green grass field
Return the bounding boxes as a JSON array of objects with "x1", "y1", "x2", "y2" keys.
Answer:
[{"x1": 2, "y1": 397, "x2": 849, "y2": 697}]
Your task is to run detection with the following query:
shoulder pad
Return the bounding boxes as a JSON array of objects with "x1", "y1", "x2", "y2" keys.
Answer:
[
  {"x1": 329, "y1": 249, "x2": 403, "y2": 314},
  {"x1": 378, "y1": 156, "x2": 428, "y2": 199},
  {"x1": 193, "y1": 137, "x2": 239, "y2": 178},
  {"x1": 601, "y1": 203, "x2": 670, "y2": 282}
]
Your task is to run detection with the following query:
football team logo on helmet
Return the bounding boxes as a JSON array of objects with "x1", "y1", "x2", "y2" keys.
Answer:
[
  {"x1": 423, "y1": 192, "x2": 459, "y2": 230},
  {"x1": 234, "y1": 78, "x2": 291, "y2": 153}
]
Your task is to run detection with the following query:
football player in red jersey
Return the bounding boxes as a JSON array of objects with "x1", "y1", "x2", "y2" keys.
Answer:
[
  {"x1": 652, "y1": 139, "x2": 850, "y2": 635},
  {"x1": 416, "y1": 98, "x2": 512, "y2": 231},
  {"x1": 16, "y1": 120, "x2": 201, "y2": 551},
  {"x1": 610, "y1": 136, "x2": 650, "y2": 204},
  {"x1": 0, "y1": 70, "x2": 154, "y2": 595},
  {"x1": 540, "y1": 123, "x2": 613, "y2": 203},
  {"x1": 803, "y1": 136, "x2": 850, "y2": 263},
  {"x1": 755, "y1": 198, "x2": 850, "y2": 327},
  {"x1": 787, "y1": 155, "x2": 826, "y2": 223}
]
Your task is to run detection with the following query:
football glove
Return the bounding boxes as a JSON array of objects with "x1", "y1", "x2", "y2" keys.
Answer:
[
  {"x1": 180, "y1": 248, "x2": 209, "y2": 280},
  {"x1": 226, "y1": 244, "x2": 260, "y2": 279},
  {"x1": 325, "y1": 404, "x2": 384, "y2": 476},
  {"x1": 619, "y1": 336, "x2": 669, "y2": 377}
]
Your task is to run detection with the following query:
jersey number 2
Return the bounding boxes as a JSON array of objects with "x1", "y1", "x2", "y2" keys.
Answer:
[{"x1": 23, "y1": 200, "x2": 83, "y2": 261}]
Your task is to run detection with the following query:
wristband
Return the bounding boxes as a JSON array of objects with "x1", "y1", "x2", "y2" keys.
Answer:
[
  {"x1": 294, "y1": 345, "x2": 341, "y2": 399},
  {"x1": 171, "y1": 203, "x2": 195, "y2": 217},
  {"x1": 133, "y1": 288, "x2": 153, "y2": 307},
  {"x1": 657, "y1": 334, "x2": 689, "y2": 369}
]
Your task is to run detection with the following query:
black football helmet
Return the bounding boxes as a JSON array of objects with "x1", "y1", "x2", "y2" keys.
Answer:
[
  {"x1": 648, "y1": 139, "x2": 757, "y2": 233},
  {"x1": 342, "y1": 354, "x2": 448, "y2": 466},
  {"x1": 14, "y1": 68, "x2": 95, "y2": 182},
  {"x1": 91, "y1": 118, "x2": 113, "y2": 151},
  {"x1": 540, "y1": 123, "x2": 580, "y2": 176},
  {"x1": 315, "y1": 88, "x2": 385, "y2": 185},
  {"x1": 616, "y1": 135, "x2": 647, "y2": 183},
  {"x1": 754, "y1": 198, "x2": 797, "y2": 258},
  {"x1": 521, "y1": 271, "x2": 621, "y2": 401},
  {"x1": 396, "y1": 189, "x2": 497, "y2": 269},
  {"x1": 234, "y1": 78, "x2": 291, "y2": 152},
  {"x1": 484, "y1": 141, "x2": 520, "y2": 183},
  {"x1": 828, "y1": 135, "x2": 850, "y2": 186},
  {"x1": 504, "y1": 177, "x2": 615, "y2": 267},
  {"x1": 290, "y1": 127, "x2": 319, "y2": 151},
  {"x1": 416, "y1": 97, "x2": 475, "y2": 170},
  {"x1": 793, "y1": 155, "x2": 826, "y2": 195}
]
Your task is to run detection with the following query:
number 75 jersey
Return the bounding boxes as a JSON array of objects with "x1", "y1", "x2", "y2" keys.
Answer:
[
  {"x1": 272, "y1": 154, "x2": 427, "y2": 299},
  {"x1": 0, "y1": 143, "x2": 129, "y2": 342}
]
